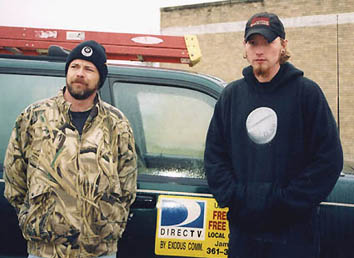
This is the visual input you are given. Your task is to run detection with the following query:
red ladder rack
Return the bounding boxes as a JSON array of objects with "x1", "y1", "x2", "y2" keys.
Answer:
[{"x1": 0, "y1": 26, "x2": 201, "y2": 66}]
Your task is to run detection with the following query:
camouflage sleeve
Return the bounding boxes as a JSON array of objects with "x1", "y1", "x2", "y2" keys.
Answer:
[
  {"x1": 117, "y1": 121, "x2": 138, "y2": 230},
  {"x1": 4, "y1": 111, "x2": 29, "y2": 214}
]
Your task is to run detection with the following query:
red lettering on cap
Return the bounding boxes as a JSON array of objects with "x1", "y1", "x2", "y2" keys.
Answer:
[{"x1": 250, "y1": 17, "x2": 270, "y2": 27}]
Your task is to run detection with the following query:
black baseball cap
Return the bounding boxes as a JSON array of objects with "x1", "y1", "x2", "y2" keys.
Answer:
[{"x1": 244, "y1": 12, "x2": 285, "y2": 42}]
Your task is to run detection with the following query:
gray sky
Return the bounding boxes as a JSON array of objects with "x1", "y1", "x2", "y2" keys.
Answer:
[{"x1": 0, "y1": 0, "x2": 219, "y2": 34}]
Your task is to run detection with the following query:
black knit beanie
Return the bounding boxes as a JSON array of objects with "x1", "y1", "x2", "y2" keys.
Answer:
[{"x1": 65, "y1": 40, "x2": 108, "y2": 89}]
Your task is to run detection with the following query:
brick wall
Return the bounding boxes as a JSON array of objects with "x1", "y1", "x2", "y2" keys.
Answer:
[{"x1": 160, "y1": 0, "x2": 354, "y2": 164}]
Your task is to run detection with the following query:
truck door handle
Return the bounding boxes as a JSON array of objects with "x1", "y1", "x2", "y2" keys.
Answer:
[{"x1": 132, "y1": 194, "x2": 156, "y2": 209}]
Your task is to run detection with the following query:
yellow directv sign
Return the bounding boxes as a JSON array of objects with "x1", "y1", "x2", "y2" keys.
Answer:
[{"x1": 155, "y1": 195, "x2": 229, "y2": 257}]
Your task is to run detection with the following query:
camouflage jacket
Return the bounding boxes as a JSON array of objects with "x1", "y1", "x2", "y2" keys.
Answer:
[{"x1": 4, "y1": 88, "x2": 137, "y2": 258}]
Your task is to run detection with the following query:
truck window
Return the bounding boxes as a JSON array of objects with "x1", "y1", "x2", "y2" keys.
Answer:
[
  {"x1": 112, "y1": 82, "x2": 216, "y2": 179},
  {"x1": 0, "y1": 74, "x2": 64, "y2": 172}
]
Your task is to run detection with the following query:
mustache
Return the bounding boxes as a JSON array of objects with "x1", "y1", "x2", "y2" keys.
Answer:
[
  {"x1": 73, "y1": 78, "x2": 86, "y2": 83},
  {"x1": 70, "y1": 79, "x2": 88, "y2": 86}
]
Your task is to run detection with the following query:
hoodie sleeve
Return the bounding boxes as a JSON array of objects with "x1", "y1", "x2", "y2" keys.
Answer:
[
  {"x1": 204, "y1": 88, "x2": 245, "y2": 209},
  {"x1": 276, "y1": 79, "x2": 343, "y2": 217}
]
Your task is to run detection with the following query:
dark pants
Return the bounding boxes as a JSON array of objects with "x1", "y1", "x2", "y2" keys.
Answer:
[{"x1": 227, "y1": 209, "x2": 320, "y2": 258}]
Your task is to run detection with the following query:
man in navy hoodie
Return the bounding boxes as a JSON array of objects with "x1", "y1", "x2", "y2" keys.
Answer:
[{"x1": 204, "y1": 12, "x2": 343, "y2": 258}]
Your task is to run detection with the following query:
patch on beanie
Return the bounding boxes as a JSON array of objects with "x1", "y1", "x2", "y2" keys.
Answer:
[{"x1": 81, "y1": 46, "x2": 93, "y2": 57}]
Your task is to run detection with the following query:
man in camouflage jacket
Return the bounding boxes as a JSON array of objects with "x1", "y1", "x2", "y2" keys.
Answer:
[{"x1": 4, "y1": 40, "x2": 137, "y2": 258}]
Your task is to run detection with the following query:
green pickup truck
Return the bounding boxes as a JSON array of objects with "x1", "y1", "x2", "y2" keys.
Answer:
[{"x1": 0, "y1": 53, "x2": 354, "y2": 258}]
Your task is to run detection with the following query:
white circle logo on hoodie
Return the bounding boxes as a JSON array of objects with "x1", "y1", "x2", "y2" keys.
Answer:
[{"x1": 246, "y1": 107, "x2": 277, "y2": 144}]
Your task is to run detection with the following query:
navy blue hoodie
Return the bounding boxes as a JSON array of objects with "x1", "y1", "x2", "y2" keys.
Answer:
[{"x1": 204, "y1": 62, "x2": 343, "y2": 235}]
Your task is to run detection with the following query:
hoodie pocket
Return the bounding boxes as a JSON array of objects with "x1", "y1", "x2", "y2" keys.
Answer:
[{"x1": 236, "y1": 182, "x2": 274, "y2": 232}]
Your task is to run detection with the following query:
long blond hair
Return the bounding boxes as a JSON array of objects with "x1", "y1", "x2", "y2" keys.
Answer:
[{"x1": 280, "y1": 38, "x2": 291, "y2": 64}]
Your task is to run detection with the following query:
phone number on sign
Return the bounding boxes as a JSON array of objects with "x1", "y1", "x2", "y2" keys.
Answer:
[{"x1": 206, "y1": 247, "x2": 228, "y2": 256}]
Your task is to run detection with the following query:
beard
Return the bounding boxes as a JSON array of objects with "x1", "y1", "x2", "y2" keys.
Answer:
[
  {"x1": 253, "y1": 64, "x2": 270, "y2": 78},
  {"x1": 66, "y1": 78, "x2": 98, "y2": 100}
]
